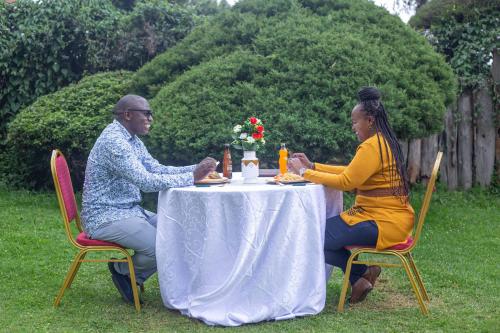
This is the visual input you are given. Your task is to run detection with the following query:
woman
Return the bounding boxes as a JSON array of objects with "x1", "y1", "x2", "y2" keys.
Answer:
[{"x1": 288, "y1": 87, "x2": 414, "y2": 304}]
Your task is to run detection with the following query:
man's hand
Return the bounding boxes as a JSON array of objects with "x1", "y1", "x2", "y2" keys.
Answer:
[
  {"x1": 193, "y1": 157, "x2": 217, "y2": 182},
  {"x1": 291, "y1": 152, "x2": 314, "y2": 169}
]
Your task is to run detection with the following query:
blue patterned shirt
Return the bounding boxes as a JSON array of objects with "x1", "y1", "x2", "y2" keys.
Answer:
[{"x1": 81, "y1": 120, "x2": 195, "y2": 237}]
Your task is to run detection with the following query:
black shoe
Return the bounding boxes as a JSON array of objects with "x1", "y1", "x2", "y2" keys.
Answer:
[{"x1": 108, "y1": 262, "x2": 136, "y2": 304}]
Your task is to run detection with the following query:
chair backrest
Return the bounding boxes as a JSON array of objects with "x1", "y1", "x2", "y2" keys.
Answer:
[
  {"x1": 51, "y1": 149, "x2": 82, "y2": 245},
  {"x1": 411, "y1": 151, "x2": 443, "y2": 249}
]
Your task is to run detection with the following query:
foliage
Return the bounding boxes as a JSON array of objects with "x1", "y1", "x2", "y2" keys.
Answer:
[
  {"x1": 131, "y1": 9, "x2": 262, "y2": 98},
  {"x1": 142, "y1": 0, "x2": 455, "y2": 167},
  {"x1": 1, "y1": 185, "x2": 499, "y2": 331},
  {"x1": 3, "y1": 71, "x2": 132, "y2": 189},
  {"x1": 111, "y1": 0, "x2": 136, "y2": 11},
  {"x1": 410, "y1": 0, "x2": 500, "y2": 89},
  {"x1": 231, "y1": 116, "x2": 266, "y2": 151},
  {"x1": 0, "y1": 0, "x2": 198, "y2": 141}
]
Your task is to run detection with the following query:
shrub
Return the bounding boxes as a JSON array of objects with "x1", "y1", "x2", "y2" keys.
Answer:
[
  {"x1": 410, "y1": 0, "x2": 500, "y2": 89},
  {"x1": 132, "y1": 9, "x2": 261, "y2": 98},
  {"x1": 0, "y1": 0, "x2": 198, "y2": 140},
  {"x1": 4, "y1": 71, "x2": 133, "y2": 189},
  {"x1": 143, "y1": 0, "x2": 456, "y2": 168}
]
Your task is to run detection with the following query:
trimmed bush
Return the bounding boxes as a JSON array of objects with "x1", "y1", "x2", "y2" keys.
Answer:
[
  {"x1": 143, "y1": 0, "x2": 456, "y2": 168},
  {"x1": 0, "y1": 0, "x2": 198, "y2": 140},
  {"x1": 132, "y1": 9, "x2": 261, "y2": 98},
  {"x1": 5, "y1": 71, "x2": 132, "y2": 188}
]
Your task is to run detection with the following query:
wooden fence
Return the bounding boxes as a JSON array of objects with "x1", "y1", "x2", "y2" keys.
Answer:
[{"x1": 402, "y1": 49, "x2": 499, "y2": 189}]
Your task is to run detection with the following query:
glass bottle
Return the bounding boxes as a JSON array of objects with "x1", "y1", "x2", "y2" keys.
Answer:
[
  {"x1": 279, "y1": 143, "x2": 288, "y2": 175},
  {"x1": 223, "y1": 144, "x2": 232, "y2": 179}
]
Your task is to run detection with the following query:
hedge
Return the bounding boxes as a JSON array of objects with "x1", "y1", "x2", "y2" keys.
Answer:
[
  {"x1": 142, "y1": 0, "x2": 456, "y2": 168},
  {"x1": 0, "y1": 0, "x2": 197, "y2": 140},
  {"x1": 410, "y1": 0, "x2": 500, "y2": 89},
  {"x1": 4, "y1": 71, "x2": 132, "y2": 188}
]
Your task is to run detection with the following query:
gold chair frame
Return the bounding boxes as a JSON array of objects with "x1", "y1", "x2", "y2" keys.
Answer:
[
  {"x1": 51, "y1": 149, "x2": 142, "y2": 311},
  {"x1": 337, "y1": 151, "x2": 443, "y2": 315}
]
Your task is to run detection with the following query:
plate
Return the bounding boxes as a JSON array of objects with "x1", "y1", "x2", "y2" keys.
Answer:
[
  {"x1": 280, "y1": 179, "x2": 311, "y2": 184},
  {"x1": 267, "y1": 179, "x2": 311, "y2": 185},
  {"x1": 195, "y1": 177, "x2": 230, "y2": 185}
]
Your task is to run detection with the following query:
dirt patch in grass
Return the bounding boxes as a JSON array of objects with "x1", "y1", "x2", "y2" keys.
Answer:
[{"x1": 348, "y1": 274, "x2": 444, "y2": 311}]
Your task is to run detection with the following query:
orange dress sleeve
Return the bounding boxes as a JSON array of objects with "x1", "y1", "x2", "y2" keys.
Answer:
[
  {"x1": 303, "y1": 141, "x2": 380, "y2": 191},
  {"x1": 313, "y1": 163, "x2": 346, "y2": 174}
]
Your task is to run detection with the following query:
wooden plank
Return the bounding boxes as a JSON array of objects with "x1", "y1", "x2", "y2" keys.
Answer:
[
  {"x1": 457, "y1": 91, "x2": 473, "y2": 189},
  {"x1": 492, "y1": 48, "x2": 500, "y2": 186},
  {"x1": 407, "y1": 139, "x2": 421, "y2": 184},
  {"x1": 420, "y1": 134, "x2": 439, "y2": 185},
  {"x1": 439, "y1": 131, "x2": 448, "y2": 185},
  {"x1": 444, "y1": 105, "x2": 458, "y2": 189},
  {"x1": 474, "y1": 88, "x2": 496, "y2": 186},
  {"x1": 399, "y1": 139, "x2": 409, "y2": 169}
]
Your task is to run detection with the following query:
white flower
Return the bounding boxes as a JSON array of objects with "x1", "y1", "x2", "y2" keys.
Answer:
[
  {"x1": 246, "y1": 137, "x2": 255, "y2": 143},
  {"x1": 233, "y1": 125, "x2": 242, "y2": 133},
  {"x1": 261, "y1": 139, "x2": 266, "y2": 144},
  {"x1": 239, "y1": 133, "x2": 248, "y2": 139}
]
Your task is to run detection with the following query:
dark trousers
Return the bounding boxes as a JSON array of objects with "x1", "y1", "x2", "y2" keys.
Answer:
[{"x1": 324, "y1": 215, "x2": 378, "y2": 285}]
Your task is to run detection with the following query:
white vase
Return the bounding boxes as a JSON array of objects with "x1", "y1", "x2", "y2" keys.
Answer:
[{"x1": 241, "y1": 150, "x2": 259, "y2": 183}]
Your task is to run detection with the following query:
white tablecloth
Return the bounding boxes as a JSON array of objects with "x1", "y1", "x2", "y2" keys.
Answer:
[{"x1": 156, "y1": 174, "x2": 342, "y2": 326}]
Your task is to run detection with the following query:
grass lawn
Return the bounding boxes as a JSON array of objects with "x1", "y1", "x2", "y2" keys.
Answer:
[{"x1": 0, "y1": 185, "x2": 498, "y2": 332}]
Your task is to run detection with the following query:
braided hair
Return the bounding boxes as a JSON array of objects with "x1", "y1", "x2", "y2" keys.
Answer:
[{"x1": 357, "y1": 87, "x2": 410, "y2": 199}]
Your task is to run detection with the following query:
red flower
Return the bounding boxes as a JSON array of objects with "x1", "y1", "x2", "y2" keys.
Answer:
[
  {"x1": 249, "y1": 117, "x2": 257, "y2": 125},
  {"x1": 252, "y1": 132, "x2": 263, "y2": 140},
  {"x1": 256, "y1": 125, "x2": 264, "y2": 133}
]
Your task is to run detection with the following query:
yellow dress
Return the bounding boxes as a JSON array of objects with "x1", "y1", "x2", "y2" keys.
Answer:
[{"x1": 303, "y1": 133, "x2": 415, "y2": 250}]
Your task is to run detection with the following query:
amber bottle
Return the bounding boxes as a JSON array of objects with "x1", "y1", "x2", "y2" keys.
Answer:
[{"x1": 223, "y1": 144, "x2": 232, "y2": 179}]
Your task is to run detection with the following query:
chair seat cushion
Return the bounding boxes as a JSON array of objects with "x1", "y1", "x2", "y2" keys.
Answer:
[
  {"x1": 76, "y1": 232, "x2": 123, "y2": 247},
  {"x1": 345, "y1": 237, "x2": 414, "y2": 251}
]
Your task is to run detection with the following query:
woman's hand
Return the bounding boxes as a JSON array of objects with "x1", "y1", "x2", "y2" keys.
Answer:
[
  {"x1": 291, "y1": 153, "x2": 314, "y2": 169},
  {"x1": 287, "y1": 157, "x2": 305, "y2": 175}
]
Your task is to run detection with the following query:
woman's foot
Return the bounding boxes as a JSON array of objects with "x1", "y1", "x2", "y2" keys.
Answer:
[
  {"x1": 349, "y1": 277, "x2": 373, "y2": 304},
  {"x1": 363, "y1": 265, "x2": 381, "y2": 287}
]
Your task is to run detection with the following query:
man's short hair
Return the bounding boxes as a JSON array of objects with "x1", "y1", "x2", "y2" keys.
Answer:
[{"x1": 113, "y1": 95, "x2": 146, "y2": 115}]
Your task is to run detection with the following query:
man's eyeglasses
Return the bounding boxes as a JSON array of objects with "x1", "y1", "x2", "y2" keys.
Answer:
[{"x1": 127, "y1": 108, "x2": 153, "y2": 118}]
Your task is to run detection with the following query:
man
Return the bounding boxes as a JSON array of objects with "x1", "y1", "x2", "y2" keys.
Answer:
[{"x1": 81, "y1": 94, "x2": 216, "y2": 304}]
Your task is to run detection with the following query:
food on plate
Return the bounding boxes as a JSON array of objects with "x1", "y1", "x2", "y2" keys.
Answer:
[
  {"x1": 206, "y1": 171, "x2": 223, "y2": 179},
  {"x1": 274, "y1": 172, "x2": 304, "y2": 182}
]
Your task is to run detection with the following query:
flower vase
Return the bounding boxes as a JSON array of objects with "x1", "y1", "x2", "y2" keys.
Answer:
[{"x1": 241, "y1": 150, "x2": 259, "y2": 183}]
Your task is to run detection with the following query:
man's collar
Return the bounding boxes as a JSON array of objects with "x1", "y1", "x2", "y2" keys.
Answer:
[{"x1": 113, "y1": 119, "x2": 135, "y2": 141}]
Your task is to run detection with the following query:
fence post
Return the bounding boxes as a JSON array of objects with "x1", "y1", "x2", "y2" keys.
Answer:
[
  {"x1": 444, "y1": 105, "x2": 458, "y2": 189},
  {"x1": 457, "y1": 91, "x2": 473, "y2": 189},
  {"x1": 474, "y1": 88, "x2": 496, "y2": 186},
  {"x1": 492, "y1": 48, "x2": 500, "y2": 186},
  {"x1": 421, "y1": 134, "x2": 439, "y2": 185},
  {"x1": 407, "y1": 139, "x2": 421, "y2": 184}
]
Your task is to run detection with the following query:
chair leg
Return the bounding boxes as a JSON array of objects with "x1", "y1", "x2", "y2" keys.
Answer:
[
  {"x1": 406, "y1": 253, "x2": 430, "y2": 302},
  {"x1": 337, "y1": 253, "x2": 356, "y2": 313},
  {"x1": 66, "y1": 251, "x2": 87, "y2": 289},
  {"x1": 54, "y1": 251, "x2": 86, "y2": 307},
  {"x1": 125, "y1": 255, "x2": 141, "y2": 312},
  {"x1": 397, "y1": 253, "x2": 429, "y2": 315}
]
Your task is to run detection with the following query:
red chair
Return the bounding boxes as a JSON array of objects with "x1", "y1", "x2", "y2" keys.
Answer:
[
  {"x1": 337, "y1": 151, "x2": 443, "y2": 315},
  {"x1": 51, "y1": 149, "x2": 142, "y2": 311}
]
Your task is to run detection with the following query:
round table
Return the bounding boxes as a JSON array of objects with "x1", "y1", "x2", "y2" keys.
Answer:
[{"x1": 156, "y1": 173, "x2": 342, "y2": 326}]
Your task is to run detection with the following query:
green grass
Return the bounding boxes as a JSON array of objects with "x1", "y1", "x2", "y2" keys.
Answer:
[{"x1": 0, "y1": 186, "x2": 498, "y2": 332}]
